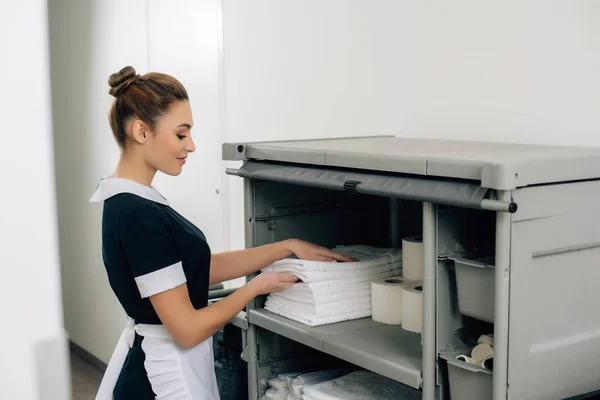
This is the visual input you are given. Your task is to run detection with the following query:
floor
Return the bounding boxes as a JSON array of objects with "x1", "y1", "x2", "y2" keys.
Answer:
[{"x1": 70, "y1": 349, "x2": 103, "y2": 400}]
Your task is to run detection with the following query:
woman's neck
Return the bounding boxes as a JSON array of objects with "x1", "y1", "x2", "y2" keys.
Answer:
[{"x1": 114, "y1": 153, "x2": 156, "y2": 187}]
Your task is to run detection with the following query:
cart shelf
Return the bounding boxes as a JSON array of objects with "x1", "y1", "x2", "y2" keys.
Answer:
[{"x1": 249, "y1": 308, "x2": 423, "y2": 389}]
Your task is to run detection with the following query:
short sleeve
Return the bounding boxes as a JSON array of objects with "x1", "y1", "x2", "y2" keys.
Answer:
[{"x1": 121, "y1": 204, "x2": 186, "y2": 298}]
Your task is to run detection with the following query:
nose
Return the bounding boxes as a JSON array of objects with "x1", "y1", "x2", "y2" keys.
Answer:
[{"x1": 185, "y1": 137, "x2": 196, "y2": 153}]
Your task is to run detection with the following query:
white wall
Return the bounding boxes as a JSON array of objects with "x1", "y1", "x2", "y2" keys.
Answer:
[
  {"x1": 0, "y1": 1, "x2": 70, "y2": 399},
  {"x1": 222, "y1": 0, "x2": 600, "y2": 251},
  {"x1": 49, "y1": 0, "x2": 224, "y2": 364},
  {"x1": 223, "y1": 0, "x2": 600, "y2": 145}
]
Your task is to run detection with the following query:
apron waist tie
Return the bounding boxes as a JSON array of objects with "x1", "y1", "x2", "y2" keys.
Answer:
[{"x1": 95, "y1": 317, "x2": 172, "y2": 400}]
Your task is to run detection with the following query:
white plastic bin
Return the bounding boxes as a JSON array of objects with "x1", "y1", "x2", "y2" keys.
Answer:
[
  {"x1": 450, "y1": 256, "x2": 495, "y2": 323},
  {"x1": 440, "y1": 350, "x2": 492, "y2": 400}
]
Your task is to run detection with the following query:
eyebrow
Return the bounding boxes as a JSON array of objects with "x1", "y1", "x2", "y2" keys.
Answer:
[{"x1": 177, "y1": 123, "x2": 192, "y2": 129}]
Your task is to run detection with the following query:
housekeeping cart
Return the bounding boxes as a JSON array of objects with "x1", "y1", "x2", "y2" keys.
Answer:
[{"x1": 222, "y1": 136, "x2": 600, "y2": 400}]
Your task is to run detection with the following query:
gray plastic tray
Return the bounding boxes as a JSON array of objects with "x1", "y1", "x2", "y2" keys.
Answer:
[
  {"x1": 440, "y1": 350, "x2": 492, "y2": 400},
  {"x1": 450, "y1": 256, "x2": 495, "y2": 323}
]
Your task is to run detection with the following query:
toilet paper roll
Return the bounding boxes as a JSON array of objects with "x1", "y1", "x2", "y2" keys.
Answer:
[
  {"x1": 371, "y1": 276, "x2": 405, "y2": 325},
  {"x1": 401, "y1": 282, "x2": 423, "y2": 333},
  {"x1": 456, "y1": 355, "x2": 478, "y2": 365},
  {"x1": 481, "y1": 356, "x2": 494, "y2": 371},
  {"x1": 402, "y1": 236, "x2": 424, "y2": 281},
  {"x1": 477, "y1": 334, "x2": 494, "y2": 347},
  {"x1": 471, "y1": 343, "x2": 494, "y2": 362}
]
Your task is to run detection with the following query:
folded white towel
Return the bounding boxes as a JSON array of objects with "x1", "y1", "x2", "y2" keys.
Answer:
[
  {"x1": 272, "y1": 288, "x2": 371, "y2": 305},
  {"x1": 334, "y1": 245, "x2": 402, "y2": 263},
  {"x1": 262, "y1": 246, "x2": 403, "y2": 327},
  {"x1": 261, "y1": 387, "x2": 289, "y2": 400},
  {"x1": 269, "y1": 292, "x2": 371, "y2": 311},
  {"x1": 265, "y1": 295, "x2": 371, "y2": 317},
  {"x1": 272, "y1": 268, "x2": 400, "y2": 314},
  {"x1": 264, "y1": 262, "x2": 400, "y2": 283},
  {"x1": 303, "y1": 370, "x2": 422, "y2": 400},
  {"x1": 267, "y1": 305, "x2": 372, "y2": 320},
  {"x1": 264, "y1": 304, "x2": 372, "y2": 327},
  {"x1": 269, "y1": 245, "x2": 401, "y2": 271},
  {"x1": 290, "y1": 369, "x2": 355, "y2": 400},
  {"x1": 262, "y1": 246, "x2": 402, "y2": 283},
  {"x1": 280, "y1": 267, "x2": 401, "y2": 298}
]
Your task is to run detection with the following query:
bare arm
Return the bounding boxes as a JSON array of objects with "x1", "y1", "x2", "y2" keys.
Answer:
[
  {"x1": 150, "y1": 272, "x2": 297, "y2": 349},
  {"x1": 210, "y1": 239, "x2": 355, "y2": 285},
  {"x1": 209, "y1": 240, "x2": 293, "y2": 285}
]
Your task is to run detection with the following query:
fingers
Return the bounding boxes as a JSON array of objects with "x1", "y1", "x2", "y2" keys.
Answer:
[
  {"x1": 281, "y1": 281, "x2": 296, "y2": 290},
  {"x1": 315, "y1": 255, "x2": 337, "y2": 262},
  {"x1": 309, "y1": 252, "x2": 351, "y2": 262},
  {"x1": 318, "y1": 249, "x2": 355, "y2": 262},
  {"x1": 272, "y1": 275, "x2": 298, "y2": 293},
  {"x1": 328, "y1": 251, "x2": 356, "y2": 262},
  {"x1": 279, "y1": 273, "x2": 299, "y2": 282}
]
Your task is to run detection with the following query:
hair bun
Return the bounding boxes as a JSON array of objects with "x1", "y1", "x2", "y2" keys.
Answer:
[{"x1": 108, "y1": 66, "x2": 138, "y2": 97}]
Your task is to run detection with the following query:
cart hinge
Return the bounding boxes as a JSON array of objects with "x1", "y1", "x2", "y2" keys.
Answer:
[
  {"x1": 241, "y1": 344, "x2": 259, "y2": 363},
  {"x1": 343, "y1": 180, "x2": 361, "y2": 193},
  {"x1": 267, "y1": 221, "x2": 277, "y2": 230}
]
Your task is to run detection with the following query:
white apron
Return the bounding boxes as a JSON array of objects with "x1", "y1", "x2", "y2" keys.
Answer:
[{"x1": 95, "y1": 317, "x2": 220, "y2": 400}]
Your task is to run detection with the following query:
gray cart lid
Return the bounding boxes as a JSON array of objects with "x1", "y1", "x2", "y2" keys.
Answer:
[{"x1": 222, "y1": 136, "x2": 600, "y2": 190}]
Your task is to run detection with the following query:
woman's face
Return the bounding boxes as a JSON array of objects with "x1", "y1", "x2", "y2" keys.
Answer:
[{"x1": 143, "y1": 100, "x2": 196, "y2": 176}]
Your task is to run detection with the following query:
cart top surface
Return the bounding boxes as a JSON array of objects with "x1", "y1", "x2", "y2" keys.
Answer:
[{"x1": 223, "y1": 136, "x2": 600, "y2": 189}]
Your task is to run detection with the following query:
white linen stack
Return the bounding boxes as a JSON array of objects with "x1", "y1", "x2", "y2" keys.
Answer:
[
  {"x1": 262, "y1": 245, "x2": 402, "y2": 326},
  {"x1": 302, "y1": 370, "x2": 423, "y2": 400}
]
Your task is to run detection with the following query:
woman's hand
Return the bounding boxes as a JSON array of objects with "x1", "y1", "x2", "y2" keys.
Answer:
[
  {"x1": 250, "y1": 272, "x2": 299, "y2": 295},
  {"x1": 286, "y1": 239, "x2": 356, "y2": 262}
]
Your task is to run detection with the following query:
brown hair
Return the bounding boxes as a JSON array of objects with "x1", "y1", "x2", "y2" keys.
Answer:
[{"x1": 108, "y1": 66, "x2": 189, "y2": 149}]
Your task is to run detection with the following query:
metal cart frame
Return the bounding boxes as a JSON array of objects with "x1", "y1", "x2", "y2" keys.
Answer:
[{"x1": 223, "y1": 136, "x2": 600, "y2": 400}]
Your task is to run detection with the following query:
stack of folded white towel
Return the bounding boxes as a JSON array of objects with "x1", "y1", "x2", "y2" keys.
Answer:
[
  {"x1": 262, "y1": 245, "x2": 402, "y2": 326},
  {"x1": 302, "y1": 370, "x2": 422, "y2": 400},
  {"x1": 259, "y1": 369, "x2": 422, "y2": 400}
]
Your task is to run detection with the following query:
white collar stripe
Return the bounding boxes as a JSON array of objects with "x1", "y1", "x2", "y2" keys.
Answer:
[{"x1": 89, "y1": 178, "x2": 169, "y2": 205}]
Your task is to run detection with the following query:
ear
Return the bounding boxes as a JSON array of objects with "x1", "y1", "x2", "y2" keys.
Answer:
[{"x1": 131, "y1": 120, "x2": 148, "y2": 144}]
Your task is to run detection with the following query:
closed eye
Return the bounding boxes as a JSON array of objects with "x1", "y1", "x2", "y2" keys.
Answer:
[{"x1": 177, "y1": 135, "x2": 186, "y2": 140}]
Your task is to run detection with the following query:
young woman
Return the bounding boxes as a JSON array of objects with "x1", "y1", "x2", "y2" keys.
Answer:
[{"x1": 90, "y1": 66, "x2": 352, "y2": 400}]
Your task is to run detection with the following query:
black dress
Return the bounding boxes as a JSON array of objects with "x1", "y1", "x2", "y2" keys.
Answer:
[{"x1": 90, "y1": 178, "x2": 212, "y2": 399}]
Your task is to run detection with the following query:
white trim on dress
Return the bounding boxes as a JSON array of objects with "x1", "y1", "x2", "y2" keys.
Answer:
[{"x1": 134, "y1": 261, "x2": 187, "y2": 298}]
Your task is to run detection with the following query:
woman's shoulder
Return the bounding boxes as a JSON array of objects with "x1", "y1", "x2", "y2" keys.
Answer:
[{"x1": 103, "y1": 193, "x2": 167, "y2": 226}]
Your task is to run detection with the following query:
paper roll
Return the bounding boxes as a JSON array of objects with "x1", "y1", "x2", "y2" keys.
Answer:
[
  {"x1": 471, "y1": 343, "x2": 494, "y2": 362},
  {"x1": 371, "y1": 276, "x2": 405, "y2": 325},
  {"x1": 481, "y1": 356, "x2": 494, "y2": 371},
  {"x1": 456, "y1": 355, "x2": 478, "y2": 365},
  {"x1": 402, "y1": 236, "x2": 424, "y2": 281},
  {"x1": 401, "y1": 282, "x2": 423, "y2": 333},
  {"x1": 477, "y1": 334, "x2": 494, "y2": 347}
]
